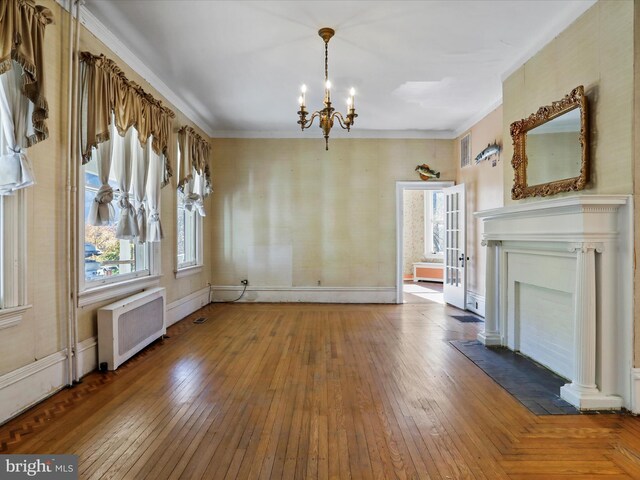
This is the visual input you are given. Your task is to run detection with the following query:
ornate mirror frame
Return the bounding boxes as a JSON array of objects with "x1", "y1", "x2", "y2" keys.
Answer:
[{"x1": 510, "y1": 85, "x2": 588, "y2": 200}]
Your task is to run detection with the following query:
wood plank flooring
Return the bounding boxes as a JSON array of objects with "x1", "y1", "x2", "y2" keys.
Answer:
[{"x1": 2, "y1": 301, "x2": 640, "y2": 479}]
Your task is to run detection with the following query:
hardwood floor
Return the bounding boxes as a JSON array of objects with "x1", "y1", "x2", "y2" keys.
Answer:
[{"x1": 2, "y1": 301, "x2": 640, "y2": 479}]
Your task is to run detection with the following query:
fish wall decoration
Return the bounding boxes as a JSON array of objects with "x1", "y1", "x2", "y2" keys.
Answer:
[
  {"x1": 415, "y1": 164, "x2": 440, "y2": 181},
  {"x1": 474, "y1": 141, "x2": 501, "y2": 166}
]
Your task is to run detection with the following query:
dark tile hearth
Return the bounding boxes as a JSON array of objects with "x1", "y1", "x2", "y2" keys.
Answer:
[
  {"x1": 450, "y1": 340, "x2": 579, "y2": 415},
  {"x1": 451, "y1": 314, "x2": 484, "y2": 323}
]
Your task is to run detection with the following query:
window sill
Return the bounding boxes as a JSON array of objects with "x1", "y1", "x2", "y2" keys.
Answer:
[
  {"x1": 174, "y1": 264, "x2": 203, "y2": 279},
  {"x1": 0, "y1": 304, "x2": 32, "y2": 330},
  {"x1": 78, "y1": 275, "x2": 161, "y2": 308}
]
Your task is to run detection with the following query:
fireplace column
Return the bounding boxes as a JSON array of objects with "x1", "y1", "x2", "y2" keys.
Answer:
[
  {"x1": 560, "y1": 242, "x2": 621, "y2": 409},
  {"x1": 478, "y1": 240, "x2": 501, "y2": 346}
]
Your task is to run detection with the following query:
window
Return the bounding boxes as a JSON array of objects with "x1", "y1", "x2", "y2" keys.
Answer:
[
  {"x1": 0, "y1": 191, "x2": 28, "y2": 327},
  {"x1": 177, "y1": 189, "x2": 201, "y2": 269},
  {"x1": 83, "y1": 159, "x2": 150, "y2": 286},
  {"x1": 424, "y1": 190, "x2": 444, "y2": 258},
  {"x1": 175, "y1": 141, "x2": 203, "y2": 275}
]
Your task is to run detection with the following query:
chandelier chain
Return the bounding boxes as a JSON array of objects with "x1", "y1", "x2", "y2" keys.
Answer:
[{"x1": 324, "y1": 40, "x2": 328, "y2": 83}]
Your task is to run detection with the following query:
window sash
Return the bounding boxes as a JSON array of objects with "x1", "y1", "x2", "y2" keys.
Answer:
[
  {"x1": 81, "y1": 166, "x2": 152, "y2": 291},
  {"x1": 176, "y1": 190, "x2": 200, "y2": 270}
]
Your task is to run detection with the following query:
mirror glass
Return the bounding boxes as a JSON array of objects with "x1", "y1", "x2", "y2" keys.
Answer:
[{"x1": 526, "y1": 107, "x2": 581, "y2": 186}]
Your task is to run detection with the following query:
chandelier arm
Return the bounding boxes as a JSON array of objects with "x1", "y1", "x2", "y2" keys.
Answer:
[
  {"x1": 300, "y1": 111, "x2": 321, "y2": 130},
  {"x1": 332, "y1": 111, "x2": 350, "y2": 131}
]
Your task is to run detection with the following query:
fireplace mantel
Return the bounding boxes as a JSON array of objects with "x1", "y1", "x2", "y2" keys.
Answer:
[{"x1": 475, "y1": 195, "x2": 632, "y2": 410}]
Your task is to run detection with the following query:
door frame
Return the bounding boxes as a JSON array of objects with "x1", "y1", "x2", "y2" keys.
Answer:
[{"x1": 395, "y1": 181, "x2": 454, "y2": 304}]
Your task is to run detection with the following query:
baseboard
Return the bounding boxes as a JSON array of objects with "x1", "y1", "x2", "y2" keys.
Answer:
[
  {"x1": 466, "y1": 292, "x2": 485, "y2": 317},
  {"x1": 0, "y1": 351, "x2": 68, "y2": 425},
  {"x1": 77, "y1": 336, "x2": 98, "y2": 378},
  {"x1": 166, "y1": 287, "x2": 210, "y2": 326},
  {"x1": 210, "y1": 286, "x2": 396, "y2": 304},
  {"x1": 631, "y1": 368, "x2": 640, "y2": 413}
]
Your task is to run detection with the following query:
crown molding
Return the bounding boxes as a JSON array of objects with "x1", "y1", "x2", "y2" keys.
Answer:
[
  {"x1": 452, "y1": 96, "x2": 503, "y2": 139},
  {"x1": 55, "y1": 0, "x2": 214, "y2": 137},
  {"x1": 208, "y1": 128, "x2": 457, "y2": 140}
]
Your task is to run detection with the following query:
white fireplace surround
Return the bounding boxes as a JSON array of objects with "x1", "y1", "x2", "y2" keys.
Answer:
[{"x1": 475, "y1": 195, "x2": 633, "y2": 411}]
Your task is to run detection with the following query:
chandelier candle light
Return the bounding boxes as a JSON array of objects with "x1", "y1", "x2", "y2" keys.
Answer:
[{"x1": 297, "y1": 27, "x2": 358, "y2": 151}]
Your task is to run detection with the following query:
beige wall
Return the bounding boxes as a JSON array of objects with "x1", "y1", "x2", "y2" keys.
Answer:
[
  {"x1": 455, "y1": 106, "x2": 504, "y2": 299},
  {"x1": 0, "y1": 0, "x2": 212, "y2": 376},
  {"x1": 210, "y1": 138, "x2": 455, "y2": 291},
  {"x1": 502, "y1": 0, "x2": 634, "y2": 205}
]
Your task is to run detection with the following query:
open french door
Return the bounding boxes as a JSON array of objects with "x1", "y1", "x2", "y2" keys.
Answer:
[{"x1": 443, "y1": 184, "x2": 466, "y2": 309}]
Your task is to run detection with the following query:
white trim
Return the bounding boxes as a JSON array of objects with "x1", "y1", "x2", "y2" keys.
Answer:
[
  {"x1": 209, "y1": 129, "x2": 457, "y2": 140},
  {"x1": 395, "y1": 181, "x2": 455, "y2": 304},
  {"x1": 631, "y1": 368, "x2": 640, "y2": 414},
  {"x1": 474, "y1": 195, "x2": 628, "y2": 220},
  {"x1": 0, "y1": 351, "x2": 68, "y2": 425},
  {"x1": 166, "y1": 287, "x2": 210, "y2": 326},
  {"x1": 77, "y1": 275, "x2": 161, "y2": 307},
  {"x1": 0, "y1": 304, "x2": 31, "y2": 330},
  {"x1": 452, "y1": 98, "x2": 502, "y2": 138},
  {"x1": 210, "y1": 286, "x2": 395, "y2": 304},
  {"x1": 77, "y1": 336, "x2": 98, "y2": 378},
  {"x1": 174, "y1": 265, "x2": 203, "y2": 279},
  {"x1": 466, "y1": 292, "x2": 485, "y2": 318}
]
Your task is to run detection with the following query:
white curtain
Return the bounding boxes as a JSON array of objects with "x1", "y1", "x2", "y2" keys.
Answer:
[
  {"x1": 132, "y1": 139, "x2": 150, "y2": 243},
  {"x1": 185, "y1": 171, "x2": 207, "y2": 217},
  {"x1": 87, "y1": 121, "x2": 118, "y2": 225},
  {"x1": 146, "y1": 146, "x2": 164, "y2": 242},
  {"x1": 0, "y1": 64, "x2": 36, "y2": 195},
  {"x1": 114, "y1": 128, "x2": 138, "y2": 239}
]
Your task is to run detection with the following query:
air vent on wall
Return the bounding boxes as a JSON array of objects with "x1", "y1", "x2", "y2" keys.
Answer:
[{"x1": 460, "y1": 133, "x2": 471, "y2": 168}]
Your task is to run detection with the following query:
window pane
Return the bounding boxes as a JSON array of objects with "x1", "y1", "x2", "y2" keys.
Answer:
[
  {"x1": 432, "y1": 191, "x2": 444, "y2": 255},
  {"x1": 177, "y1": 189, "x2": 197, "y2": 268},
  {"x1": 84, "y1": 164, "x2": 148, "y2": 282}
]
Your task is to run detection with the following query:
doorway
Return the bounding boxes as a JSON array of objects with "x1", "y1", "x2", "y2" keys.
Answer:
[{"x1": 395, "y1": 181, "x2": 453, "y2": 304}]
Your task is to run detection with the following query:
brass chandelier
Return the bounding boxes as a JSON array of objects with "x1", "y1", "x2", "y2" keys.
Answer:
[{"x1": 297, "y1": 27, "x2": 357, "y2": 151}]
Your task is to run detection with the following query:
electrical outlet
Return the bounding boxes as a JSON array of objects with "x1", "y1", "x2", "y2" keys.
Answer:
[{"x1": 241, "y1": 279, "x2": 249, "y2": 286}]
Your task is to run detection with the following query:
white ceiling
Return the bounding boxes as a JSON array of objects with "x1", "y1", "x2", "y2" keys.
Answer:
[{"x1": 81, "y1": 0, "x2": 596, "y2": 138}]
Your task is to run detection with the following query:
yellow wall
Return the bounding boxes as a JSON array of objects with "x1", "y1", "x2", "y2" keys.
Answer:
[
  {"x1": 210, "y1": 138, "x2": 454, "y2": 291},
  {"x1": 455, "y1": 106, "x2": 504, "y2": 299},
  {"x1": 502, "y1": 0, "x2": 634, "y2": 204},
  {"x1": 0, "y1": 0, "x2": 212, "y2": 376}
]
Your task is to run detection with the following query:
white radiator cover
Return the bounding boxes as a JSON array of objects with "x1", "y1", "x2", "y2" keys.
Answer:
[{"x1": 98, "y1": 287, "x2": 166, "y2": 370}]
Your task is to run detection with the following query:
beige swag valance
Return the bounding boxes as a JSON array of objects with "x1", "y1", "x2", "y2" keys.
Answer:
[
  {"x1": 0, "y1": 0, "x2": 53, "y2": 147},
  {"x1": 178, "y1": 126, "x2": 211, "y2": 217},
  {"x1": 79, "y1": 52, "x2": 175, "y2": 185},
  {"x1": 177, "y1": 126, "x2": 211, "y2": 190}
]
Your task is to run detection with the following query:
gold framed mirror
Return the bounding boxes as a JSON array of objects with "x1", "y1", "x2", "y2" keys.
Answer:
[{"x1": 510, "y1": 85, "x2": 588, "y2": 200}]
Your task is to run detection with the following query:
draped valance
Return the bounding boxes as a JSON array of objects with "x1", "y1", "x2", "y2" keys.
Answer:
[
  {"x1": 178, "y1": 126, "x2": 211, "y2": 216},
  {"x1": 79, "y1": 51, "x2": 175, "y2": 185},
  {"x1": 0, "y1": 0, "x2": 53, "y2": 147},
  {"x1": 177, "y1": 126, "x2": 210, "y2": 188}
]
